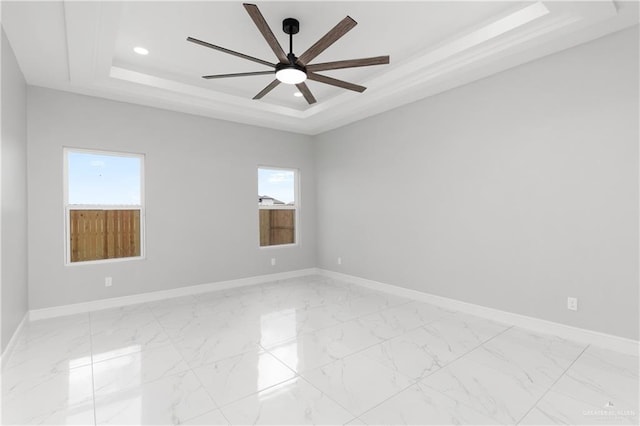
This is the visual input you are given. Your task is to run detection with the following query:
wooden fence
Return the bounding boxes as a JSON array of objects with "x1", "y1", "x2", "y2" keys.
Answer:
[
  {"x1": 260, "y1": 209, "x2": 295, "y2": 246},
  {"x1": 69, "y1": 209, "x2": 141, "y2": 262}
]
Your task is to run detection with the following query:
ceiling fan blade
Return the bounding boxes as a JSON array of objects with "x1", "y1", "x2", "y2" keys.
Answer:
[
  {"x1": 295, "y1": 82, "x2": 317, "y2": 104},
  {"x1": 203, "y1": 71, "x2": 275, "y2": 79},
  {"x1": 307, "y1": 72, "x2": 366, "y2": 93},
  {"x1": 243, "y1": 3, "x2": 289, "y2": 64},
  {"x1": 296, "y1": 16, "x2": 357, "y2": 66},
  {"x1": 253, "y1": 79, "x2": 281, "y2": 100},
  {"x1": 187, "y1": 37, "x2": 275, "y2": 68},
  {"x1": 307, "y1": 56, "x2": 389, "y2": 72}
]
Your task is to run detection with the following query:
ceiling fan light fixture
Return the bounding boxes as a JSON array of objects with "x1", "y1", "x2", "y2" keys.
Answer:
[{"x1": 275, "y1": 63, "x2": 307, "y2": 85}]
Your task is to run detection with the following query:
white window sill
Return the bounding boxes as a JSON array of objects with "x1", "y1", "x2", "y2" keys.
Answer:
[{"x1": 65, "y1": 256, "x2": 146, "y2": 267}]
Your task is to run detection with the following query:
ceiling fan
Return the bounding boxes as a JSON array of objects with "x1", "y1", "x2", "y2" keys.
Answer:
[{"x1": 187, "y1": 3, "x2": 390, "y2": 104}]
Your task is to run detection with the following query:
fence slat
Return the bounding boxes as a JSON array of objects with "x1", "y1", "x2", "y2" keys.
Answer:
[{"x1": 259, "y1": 210, "x2": 271, "y2": 246}]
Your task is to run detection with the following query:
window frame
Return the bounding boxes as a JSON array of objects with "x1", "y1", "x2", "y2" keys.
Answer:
[
  {"x1": 63, "y1": 147, "x2": 146, "y2": 266},
  {"x1": 257, "y1": 166, "x2": 300, "y2": 249}
]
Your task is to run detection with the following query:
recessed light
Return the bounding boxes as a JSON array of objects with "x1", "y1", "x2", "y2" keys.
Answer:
[
  {"x1": 133, "y1": 46, "x2": 149, "y2": 55},
  {"x1": 294, "y1": 92, "x2": 303, "y2": 97}
]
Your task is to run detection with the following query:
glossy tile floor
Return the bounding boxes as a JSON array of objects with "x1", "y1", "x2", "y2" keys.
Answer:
[{"x1": 2, "y1": 275, "x2": 638, "y2": 425}]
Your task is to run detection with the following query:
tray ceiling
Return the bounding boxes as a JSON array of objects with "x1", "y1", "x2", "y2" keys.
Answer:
[{"x1": 2, "y1": 1, "x2": 638, "y2": 134}]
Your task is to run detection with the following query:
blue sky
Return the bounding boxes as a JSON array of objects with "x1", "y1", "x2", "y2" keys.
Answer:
[
  {"x1": 67, "y1": 152, "x2": 141, "y2": 205},
  {"x1": 68, "y1": 154, "x2": 294, "y2": 206},
  {"x1": 258, "y1": 168, "x2": 295, "y2": 204}
]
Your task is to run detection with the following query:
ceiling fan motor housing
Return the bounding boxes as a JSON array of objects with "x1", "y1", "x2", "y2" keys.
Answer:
[{"x1": 276, "y1": 62, "x2": 306, "y2": 73}]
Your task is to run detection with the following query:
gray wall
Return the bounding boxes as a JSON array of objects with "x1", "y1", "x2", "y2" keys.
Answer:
[
  {"x1": 18, "y1": 25, "x2": 640, "y2": 342},
  {"x1": 315, "y1": 26, "x2": 639, "y2": 340},
  {"x1": 27, "y1": 88, "x2": 315, "y2": 309},
  {"x1": 1, "y1": 27, "x2": 29, "y2": 351}
]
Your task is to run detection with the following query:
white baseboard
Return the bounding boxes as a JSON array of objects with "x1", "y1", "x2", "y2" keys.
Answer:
[
  {"x1": 29, "y1": 268, "x2": 319, "y2": 321},
  {"x1": 1, "y1": 312, "x2": 28, "y2": 368},
  {"x1": 319, "y1": 269, "x2": 639, "y2": 356},
  {"x1": 22, "y1": 267, "x2": 640, "y2": 356}
]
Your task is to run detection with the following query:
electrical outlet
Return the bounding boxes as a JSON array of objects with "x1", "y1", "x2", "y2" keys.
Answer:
[
  {"x1": 337, "y1": 257, "x2": 342, "y2": 265},
  {"x1": 271, "y1": 258, "x2": 276, "y2": 266},
  {"x1": 105, "y1": 277, "x2": 113, "y2": 287},
  {"x1": 567, "y1": 297, "x2": 578, "y2": 311}
]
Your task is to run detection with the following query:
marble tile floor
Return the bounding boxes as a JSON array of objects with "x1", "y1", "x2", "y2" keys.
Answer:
[{"x1": 1, "y1": 275, "x2": 638, "y2": 425}]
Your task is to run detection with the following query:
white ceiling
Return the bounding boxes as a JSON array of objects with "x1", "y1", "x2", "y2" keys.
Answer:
[{"x1": 2, "y1": 1, "x2": 638, "y2": 135}]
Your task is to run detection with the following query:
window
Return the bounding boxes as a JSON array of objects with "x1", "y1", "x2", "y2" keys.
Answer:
[
  {"x1": 64, "y1": 148, "x2": 144, "y2": 264},
  {"x1": 258, "y1": 167, "x2": 297, "y2": 247}
]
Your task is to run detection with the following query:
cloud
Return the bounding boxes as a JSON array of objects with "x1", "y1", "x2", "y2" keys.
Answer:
[
  {"x1": 90, "y1": 160, "x2": 106, "y2": 167},
  {"x1": 268, "y1": 171, "x2": 294, "y2": 184}
]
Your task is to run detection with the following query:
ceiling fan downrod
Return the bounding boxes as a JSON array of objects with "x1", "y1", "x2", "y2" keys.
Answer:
[{"x1": 283, "y1": 18, "x2": 299, "y2": 65}]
